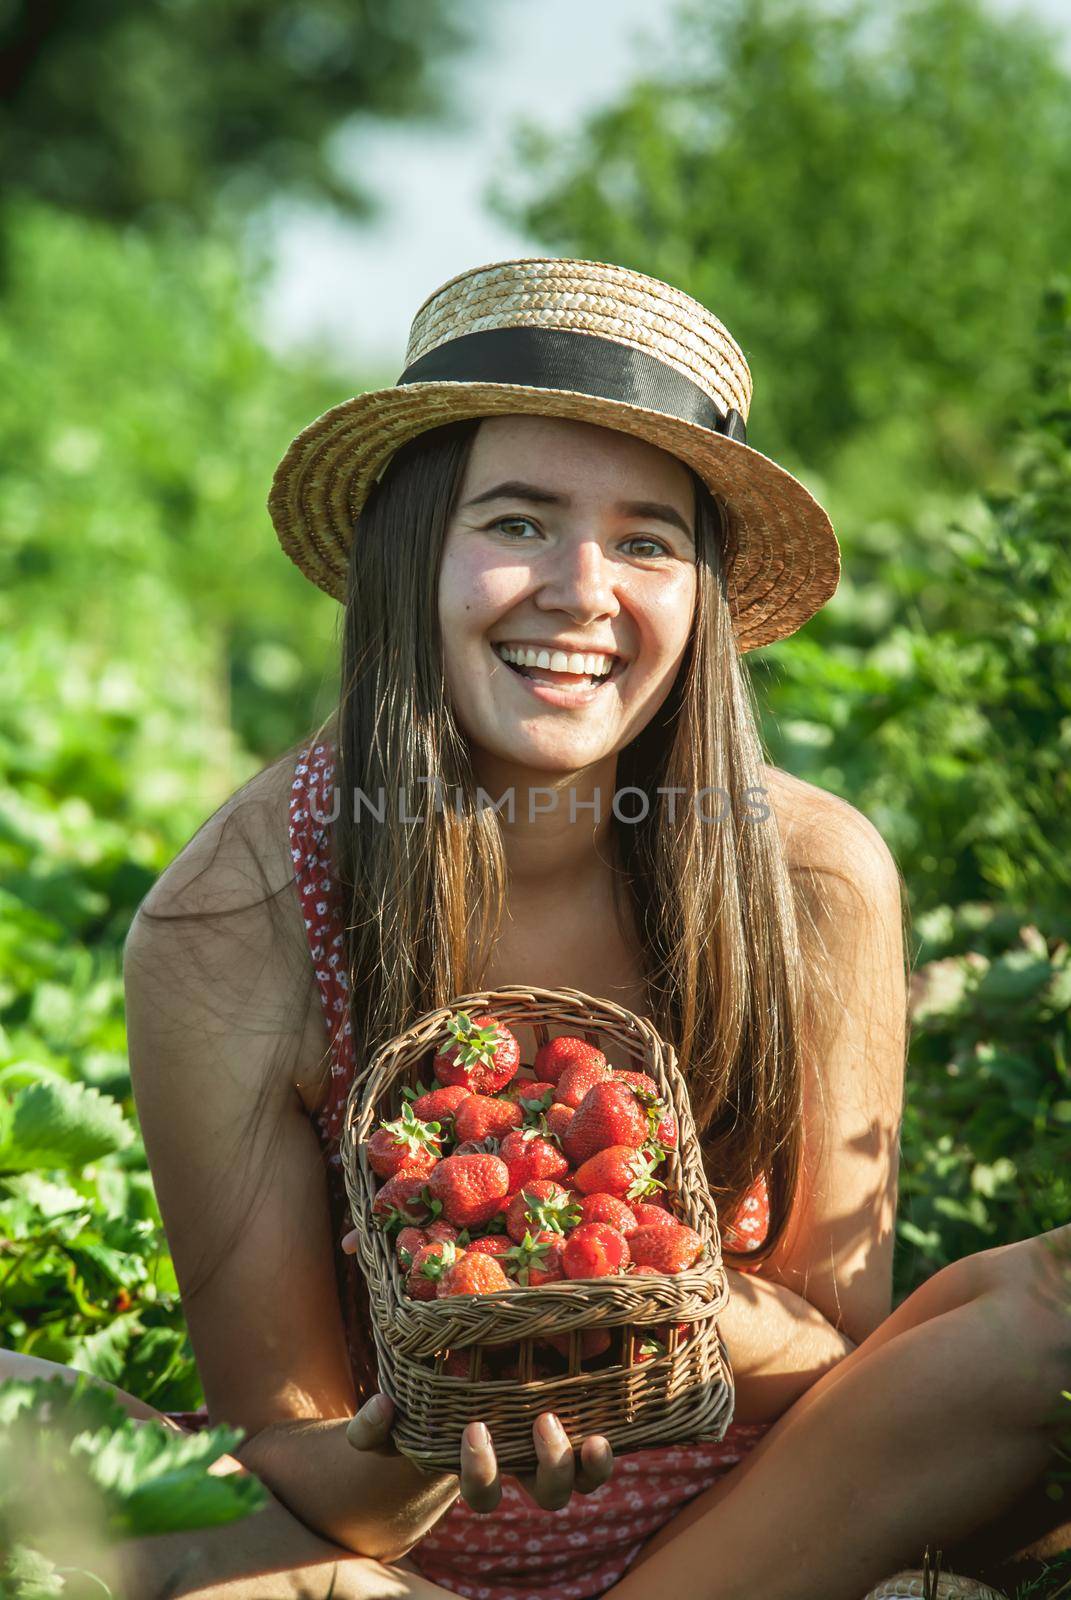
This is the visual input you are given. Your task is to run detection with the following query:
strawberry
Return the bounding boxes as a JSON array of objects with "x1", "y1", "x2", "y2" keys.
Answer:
[
  {"x1": 395, "y1": 1225, "x2": 428, "y2": 1268},
  {"x1": 555, "y1": 1056, "x2": 613, "y2": 1109},
  {"x1": 454, "y1": 1094, "x2": 523, "y2": 1145},
  {"x1": 628, "y1": 1223, "x2": 704, "y2": 1273},
  {"x1": 613, "y1": 1071, "x2": 678, "y2": 1149},
  {"x1": 543, "y1": 1328, "x2": 612, "y2": 1359},
  {"x1": 503, "y1": 1229, "x2": 564, "y2": 1285},
  {"x1": 426, "y1": 1219, "x2": 460, "y2": 1243},
  {"x1": 578, "y1": 1192, "x2": 638, "y2": 1236},
  {"x1": 533, "y1": 1036, "x2": 608, "y2": 1085},
  {"x1": 465, "y1": 1235, "x2": 513, "y2": 1261},
  {"x1": 366, "y1": 1102, "x2": 443, "y2": 1179},
  {"x1": 498, "y1": 1126, "x2": 570, "y2": 1188},
  {"x1": 372, "y1": 1167, "x2": 440, "y2": 1231},
  {"x1": 427, "y1": 1153, "x2": 510, "y2": 1229},
  {"x1": 406, "y1": 1083, "x2": 471, "y2": 1126},
  {"x1": 562, "y1": 1080, "x2": 649, "y2": 1166},
  {"x1": 406, "y1": 1239, "x2": 460, "y2": 1300},
  {"x1": 630, "y1": 1200, "x2": 676, "y2": 1229},
  {"x1": 433, "y1": 1012, "x2": 521, "y2": 1095},
  {"x1": 505, "y1": 1081, "x2": 557, "y2": 1118},
  {"x1": 572, "y1": 1144, "x2": 667, "y2": 1202},
  {"x1": 561, "y1": 1222, "x2": 631, "y2": 1279},
  {"x1": 544, "y1": 1102, "x2": 575, "y2": 1142},
  {"x1": 437, "y1": 1252, "x2": 512, "y2": 1297},
  {"x1": 505, "y1": 1180, "x2": 581, "y2": 1244}
]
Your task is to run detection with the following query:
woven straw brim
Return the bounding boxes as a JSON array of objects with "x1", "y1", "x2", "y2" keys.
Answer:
[
  {"x1": 268, "y1": 381, "x2": 841, "y2": 654},
  {"x1": 861, "y1": 1572, "x2": 1009, "y2": 1600}
]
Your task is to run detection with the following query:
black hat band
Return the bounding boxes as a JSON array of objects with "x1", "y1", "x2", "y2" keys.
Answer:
[{"x1": 396, "y1": 325, "x2": 747, "y2": 445}]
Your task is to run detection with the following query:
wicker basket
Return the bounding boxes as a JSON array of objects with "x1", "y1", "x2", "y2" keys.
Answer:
[{"x1": 341, "y1": 984, "x2": 736, "y2": 1474}]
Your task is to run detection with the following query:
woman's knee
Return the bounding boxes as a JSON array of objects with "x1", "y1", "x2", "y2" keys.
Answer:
[{"x1": 966, "y1": 1227, "x2": 1071, "y2": 1432}]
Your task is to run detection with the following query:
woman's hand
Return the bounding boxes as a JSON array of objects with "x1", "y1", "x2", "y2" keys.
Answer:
[
  {"x1": 341, "y1": 1227, "x2": 616, "y2": 1513},
  {"x1": 348, "y1": 1391, "x2": 615, "y2": 1514}
]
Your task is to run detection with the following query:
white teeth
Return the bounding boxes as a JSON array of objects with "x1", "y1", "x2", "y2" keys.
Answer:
[{"x1": 495, "y1": 643, "x2": 615, "y2": 677}]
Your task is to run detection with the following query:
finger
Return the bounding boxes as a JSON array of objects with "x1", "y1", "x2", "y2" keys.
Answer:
[
  {"x1": 459, "y1": 1421, "x2": 502, "y2": 1514},
  {"x1": 532, "y1": 1413, "x2": 575, "y2": 1511},
  {"x1": 346, "y1": 1392, "x2": 394, "y2": 1452},
  {"x1": 341, "y1": 1227, "x2": 359, "y2": 1255},
  {"x1": 573, "y1": 1434, "x2": 614, "y2": 1495}
]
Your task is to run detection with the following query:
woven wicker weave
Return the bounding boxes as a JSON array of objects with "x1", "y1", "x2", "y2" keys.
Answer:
[
  {"x1": 861, "y1": 1573, "x2": 1008, "y2": 1600},
  {"x1": 341, "y1": 984, "x2": 736, "y2": 1474}
]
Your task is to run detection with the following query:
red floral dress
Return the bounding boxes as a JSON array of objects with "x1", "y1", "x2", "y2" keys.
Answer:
[{"x1": 165, "y1": 739, "x2": 774, "y2": 1600}]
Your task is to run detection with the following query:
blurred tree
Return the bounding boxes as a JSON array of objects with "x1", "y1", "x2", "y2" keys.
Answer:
[
  {"x1": 0, "y1": 0, "x2": 483, "y2": 226},
  {"x1": 488, "y1": 0, "x2": 1071, "y2": 519}
]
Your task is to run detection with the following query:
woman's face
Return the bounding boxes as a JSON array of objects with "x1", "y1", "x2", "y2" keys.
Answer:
[{"x1": 438, "y1": 414, "x2": 698, "y2": 777}]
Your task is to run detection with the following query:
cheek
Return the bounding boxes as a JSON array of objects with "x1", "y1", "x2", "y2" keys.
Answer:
[
  {"x1": 628, "y1": 569, "x2": 697, "y2": 661},
  {"x1": 438, "y1": 548, "x2": 530, "y2": 629}
]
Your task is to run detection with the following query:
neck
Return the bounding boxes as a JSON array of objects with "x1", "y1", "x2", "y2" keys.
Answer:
[{"x1": 468, "y1": 748, "x2": 621, "y2": 896}]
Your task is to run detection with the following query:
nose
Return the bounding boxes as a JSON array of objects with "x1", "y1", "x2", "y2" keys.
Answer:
[{"x1": 533, "y1": 537, "x2": 620, "y2": 625}]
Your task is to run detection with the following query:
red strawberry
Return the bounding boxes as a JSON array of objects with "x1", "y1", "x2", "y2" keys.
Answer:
[
  {"x1": 631, "y1": 1264, "x2": 663, "y2": 1277},
  {"x1": 505, "y1": 1180, "x2": 581, "y2": 1244},
  {"x1": 533, "y1": 1036, "x2": 608, "y2": 1085},
  {"x1": 544, "y1": 1102, "x2": 575, "y2": 1142},
  {"x1": 543, "y1": 1328, "x2": 612, "y2": 1359},
  {"x1": 406, "y1": 1239, "x2": 460, "y2": 1300},
  {"x1": 465, "y1": 1234, "x2": 513, "y2": 1261},
  {"x1": 454, "y1": 1094, "x2": 523, "y2": 1145},
  {"x1": 562, "y1": 1081, "x2": 649, "y2": 1166},
  {"x1": 561, "y1": 1222, "x2": 631, "y2": 1279},
  {"x1": 395, "y1": 1225, "x2": 428, "y2": 1268},
  {"x1": 503, "y1": 1230, "x2": 564, "y2": 1285},
  {"x1": 433, "y1": 1012, "x2": 521, "y2": 1095},
  {"x1": 628, "y1": 1223, "x2": 704, "y2": 1274},
  {"x1": 578, "y1": 1192, "x2": 638, "y2": 1237},
  {"x1": 498, "y1": 1126, "x2": 570, "y2": 1188},
  {"x1": 631, "y1": 1200, "x2": 676, "y2": 1229},
  {"x1": 372, "y1": 1167, "x2": 439, "y2": 1231},
  {"x1": 572, "y1": 1145, "x2": 667, "y2": 1202},
  {"x1": 505, "y1": 1081, "x2": 557, "y2": 1117},
  {"x1": 426, "y1": 1219, "x2": 460, "y2": 1243},
  {"x1": 613, "y1": 1071, "x2": 677, "y2": 1149},
  {"x1": 407, "y1": 1084, "x2": 471, "y2": 1125},
  {"x1": 366, "y1": 1102, "x2": 443, "y2": 1179},
  {"x1": 428, "y1": 1153, "x2": 510, "y2": 1229},
  {"x1": 437, "y1": 1252, "x2": 512, "y2": 1297},
  {"x1": 555, "y1": 1056, "x2": 613, "y2": 1109}
]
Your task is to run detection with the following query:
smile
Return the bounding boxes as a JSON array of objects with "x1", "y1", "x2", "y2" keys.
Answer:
[{"x1": 489, "y1": 642, "x2": 627, "y2": 705}]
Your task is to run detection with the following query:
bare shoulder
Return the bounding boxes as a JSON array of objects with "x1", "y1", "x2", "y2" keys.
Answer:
[
  {"x1": 126, "y1": 740, "x2": 330, "y2": 1105},
  {"x1": 759, "y1": 762, "x2": 903, "y2": 903},
  {"x1": 135, "y1": 746, "x2": 303, "y2": 923}
]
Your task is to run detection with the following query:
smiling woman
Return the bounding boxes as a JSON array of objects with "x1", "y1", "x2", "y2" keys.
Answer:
[{"x1": 57, "y1": 256, "x2": 1068, "y2": 1600}]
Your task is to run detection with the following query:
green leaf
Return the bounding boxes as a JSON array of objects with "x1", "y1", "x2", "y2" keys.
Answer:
[
  {"x1": 0, "y1": 1080, "x2": 133, "y2": 1173},
  {"x1": 72, "y1": 1417, "x2": 267, "y2": 1536},
  {"x1": 0, "y1": 1545, "x2": 66, "y2": 1598},
  {"x1": 68, "y1": 1311, "x2": 142, "y2": 1383}
]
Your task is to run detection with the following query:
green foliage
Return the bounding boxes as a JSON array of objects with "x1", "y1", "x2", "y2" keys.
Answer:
[
  {"x1": 490, "y1": 0, "x2": 1071, "y2": 522},
  {"x1": 0, "y1": 0, "x2": 483, "y2": 226},
  {"x1": 0, "y1": 1375, "x2": 265, "y2": 1593}
]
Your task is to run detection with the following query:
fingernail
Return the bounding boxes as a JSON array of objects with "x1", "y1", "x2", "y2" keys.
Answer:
[
  {"x1": 537, "y1": 1414, "x2": 564, "y2": 1444},
  {"x1": 470, "y1": 1422, "x2": 490, "y2": 1448},
  {"x1": 365, "y1": 1394, "x2": 388, "y2": 1424}
]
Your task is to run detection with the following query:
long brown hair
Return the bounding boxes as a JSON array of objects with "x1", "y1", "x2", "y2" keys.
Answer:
[{"x1": 330, "y1": 416, "x2": 831, "y2": 1270}]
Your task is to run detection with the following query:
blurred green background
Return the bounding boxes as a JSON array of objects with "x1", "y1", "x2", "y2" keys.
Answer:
[{"x1": 2, "y1": 0, "x2": 1071, "y2": 1579}]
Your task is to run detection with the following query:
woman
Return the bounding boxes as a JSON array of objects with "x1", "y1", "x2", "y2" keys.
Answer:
[{"x1": 10, "y1": 259, "x2": 1069, "y2": 1600}]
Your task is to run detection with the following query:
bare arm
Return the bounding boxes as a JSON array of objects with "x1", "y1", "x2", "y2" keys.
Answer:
[
  {"x1": 122, "y1": 782, "x2": 460, "y2": 1563},
  {"x1": 719, "y1": 1267, "x2": 857, "y2": 1424}
]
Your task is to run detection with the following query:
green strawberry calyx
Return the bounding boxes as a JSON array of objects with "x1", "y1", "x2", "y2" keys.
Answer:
[
  {"x1": 516, "y1": 1086, "x2": 555, "y2": 1123},
  {"x1": 625, "y1": 1148, "x2": 668, "y2": 1202},
  {"x1": 413, "y1": 1240, "x2": 458, "y2": 1282},
  {"x1": 519, "y1": 1187, "x2": 581, "y2": 1235},
  {"x1": 379, "y1": 1101, "x2": 442, "y2": 1155},
  {"x1": 444, "y1": 1011, "x2": 505, "y2": 1069},
  {"x1": 503, "y1": 1229, "x2": 557, "y2": 1285}
]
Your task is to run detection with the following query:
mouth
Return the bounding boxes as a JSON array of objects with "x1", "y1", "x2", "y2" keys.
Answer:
[{"x1": 490, "y1": 642, "x2": 627, "y2": 694}]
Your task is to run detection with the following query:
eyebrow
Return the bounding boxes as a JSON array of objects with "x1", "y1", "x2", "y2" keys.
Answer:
[{"x1": 461, "y1": 480, "x2": 695, "y2": 542}]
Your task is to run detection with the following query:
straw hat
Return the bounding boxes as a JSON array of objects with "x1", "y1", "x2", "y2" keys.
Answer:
[
  {"x1": 861, "y1": 1569, "x2": 1009, "y2": 1599},
  {"x1": 268, "y1": 256, "x2": 841, "y2": 653}
]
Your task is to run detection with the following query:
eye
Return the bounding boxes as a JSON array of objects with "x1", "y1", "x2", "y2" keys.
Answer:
[{"x1": 489, "y1": 518, "x2": 674, "y2": 559}]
